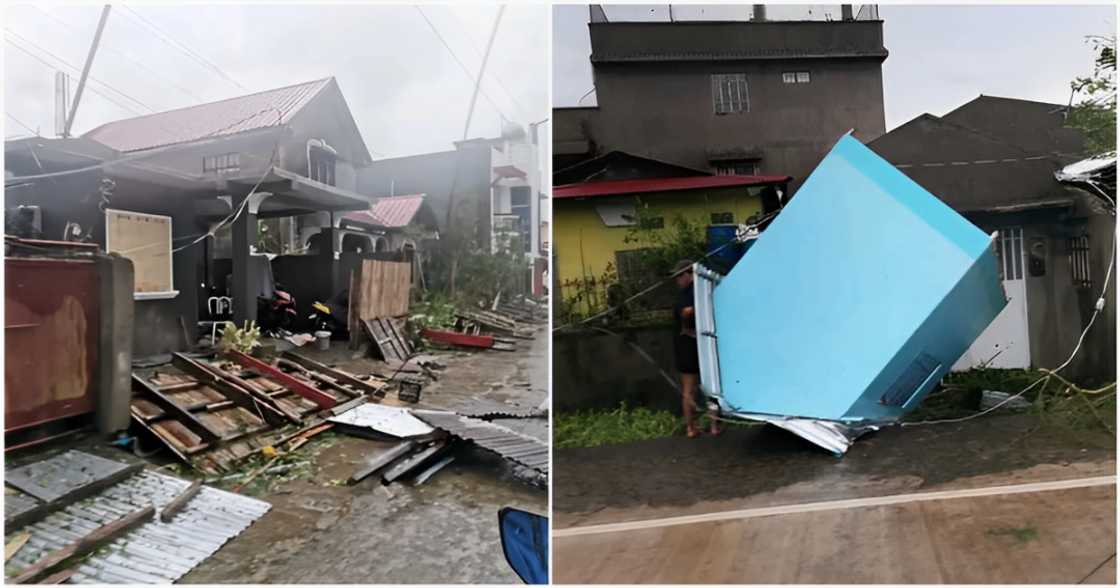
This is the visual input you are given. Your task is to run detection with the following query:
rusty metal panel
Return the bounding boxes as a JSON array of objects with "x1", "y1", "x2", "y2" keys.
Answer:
[{"x1": 5, "y1": 257, "x2": 99, "y2": 433}]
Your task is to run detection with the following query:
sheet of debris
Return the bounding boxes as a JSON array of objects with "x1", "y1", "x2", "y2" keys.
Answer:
[{"x1": 4, "y1": 450, "x2": 269, "y2": 584}]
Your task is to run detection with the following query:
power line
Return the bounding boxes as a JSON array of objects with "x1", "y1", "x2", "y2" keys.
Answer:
[
  {"x1": 4, "y1": 37, "x2": 145, "y2": 117},
  {"x1": 414, "y1": 6, "x2": 510, "y2": 125},
  {"x1": 5, "y1": 30, "x2": 155, "y2": 114},
  {"x1": 6, "y1": 112, "x2": 38, "y2": 135},
  {"x1": 449, "y1": 10, "x2": 531, "y2": 120},
  {"x1": 118, "y1": 5, "x2": 248, "y2": 92},
  {"x1": 28, "y1": 6, "x2": 210, "y2": 104}
]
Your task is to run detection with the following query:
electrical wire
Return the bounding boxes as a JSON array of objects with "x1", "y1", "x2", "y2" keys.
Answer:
[
  {"x1": 6, "y1": 112, "x2": 37, "y2": 135},
  {"x1": 414, "y1": 6, "x2": 510, "y2": 125},
  {"x1": 4, "y1": 37, "x2": 145, "y2": 117},
  {"x1": 28, "y1": 6, "x2": 211, "y2": 104},
  {"x1": 170, "y1": 153, "x2": 276, "y2": 254},
  {"x1": 448, "y1": 9, "x2": 530, "y2": 120},
  {"x1": 118, "y1": 5, "x2": 247, "y2": 92},
  {"x1": 5, "y1": 29, "x2": 157, "y2": 114}
]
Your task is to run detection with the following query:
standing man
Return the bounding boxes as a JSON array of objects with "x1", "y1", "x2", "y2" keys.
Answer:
[{"x1": 671, "y1": 260, "x2": 721, "y2": 438}]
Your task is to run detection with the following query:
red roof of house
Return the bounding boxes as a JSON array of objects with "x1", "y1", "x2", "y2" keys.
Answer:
[
  {"x1": 553, "y1": 175, "x2": 791, "y2": 199},
  {"x1": 84, "y1": 78, "x2": 333, "y2": 152},
  {"x1": 343, "y1": 194, "x2": 425, "y2": 228}
]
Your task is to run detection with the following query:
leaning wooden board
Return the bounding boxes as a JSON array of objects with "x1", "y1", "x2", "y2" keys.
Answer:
[{"x1": 347, "y1": 259, "x2": 411, "y2": 348}]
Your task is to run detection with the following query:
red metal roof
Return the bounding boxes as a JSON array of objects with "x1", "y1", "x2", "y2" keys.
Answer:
[
  {"x1": 83, "y1": 78, "x2": 333, "y2": 152},
  {"x1": 343, "y1": 194, "x2": 425, "y2": 228},
  {"x1": 553, "y1": 174, "x2": 791, "y2": 199}
]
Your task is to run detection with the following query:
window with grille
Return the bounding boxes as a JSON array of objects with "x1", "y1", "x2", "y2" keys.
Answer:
[
  {"x1": 511, "y1": 186, "x2": 532, "y2": 253},
  {"x1": 712, "y1": 74, "x2": 749, "y2": 115},
  {"x1": 782, "y1": 72, "x2": 811, "y2": 84},
  {"x1": 203, "y1": 152, "x2": 241, "y2": 174},
  {"x1": 711, "y1": 212, "x2": 734, "y2": 224},
  {"x1": 714, "y1": 161, "x2": 759, "y2": 176},
  {"x1": 309, "y1": 146, "x2": 336, "y2": 186},
  {"x1": 995, "y1": 227, "x2": 1024, "y2": 280},
  {"x1": 1069, "y1": 235, "x2": 1092, "y2": 288}
]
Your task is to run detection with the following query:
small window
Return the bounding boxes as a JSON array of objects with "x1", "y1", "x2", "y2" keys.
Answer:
[
  {"x1": 1069, "y1": 235, "x2": 1092, "y2": 288},
  {"x1": 782, "y1": 72, "x2": 797, "y2": 84},
  {"x1": 640, "y1": 216, "x2": 664, "y2": 230},
  {"x1": 711, "y1": 212, "x2": 734, "y2": 224},
  {"x1": 715, "y1": 161, "x2": 759, "y2": 176},
  {"x1": 309, "y1": 146, "x2": 336, "y2": 186},
  {"x1": 711, "y1": 74, "x2": 749, "y2": 115},
  {"x1": 796, "y1": 71, "x2": 811, "y2": 84},
  {"x1": 203, "y1": 152, "x2": 241, "y2": 174}
]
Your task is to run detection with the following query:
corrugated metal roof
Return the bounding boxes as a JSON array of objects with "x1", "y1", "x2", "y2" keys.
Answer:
[
  {"x1": 342, "y1": 194, "x2": 425, "y2": 228},
  {"x1": 413, "y1": 410, "x2": 548, "y2": 474},
  {"x1": 7, "y1": 470, "x2": 270, "y2": 584},
  {"x1": 84, "y1": 78, "x2": 333, "y2": 152},
  {"x1": 554, "y1": 175, "x2": 790, "y2": 199},
  {"x1": 328, "y1": 403, "x2": 435, "y2": 438}
]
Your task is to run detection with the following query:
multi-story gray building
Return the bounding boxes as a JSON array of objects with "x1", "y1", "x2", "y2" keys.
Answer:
[{"x1": 554, "y1": 5, "x2": 888, "y2": 193}]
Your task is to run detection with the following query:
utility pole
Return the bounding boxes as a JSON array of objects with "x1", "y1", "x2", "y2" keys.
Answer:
[{"x1": 63, "y1": 4, "x2": 111, "y2": 138}]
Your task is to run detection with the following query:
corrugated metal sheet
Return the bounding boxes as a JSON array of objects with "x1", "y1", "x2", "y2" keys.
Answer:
[
  {"x1": 84, "y1": 78, "x2": 331, "y2": 153},
  {"x1": 328, "y1": 404, "x2": 435, "y2": 438},
  {"x1": 7, "y1": 471, "x2": 269, "y2": 584},
  {"x1": 554, "y1": 174, "x2": 791, "y2": 199},
  {"x1": 343, "y1": 194, "x2": 425, "y2": 228},
  {"x1": 413, "y1": 411, "x2": 548, "y2": 474}
]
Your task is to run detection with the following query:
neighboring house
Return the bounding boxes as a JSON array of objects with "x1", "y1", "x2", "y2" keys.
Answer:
[
  {"x1": 554, "y1": 4, "x2": 887, "y2": 194},
  {"x1": 553, "y1": 173, "x2": 789, "y2": 317},
  {"x1": 4, "y1": 77, "x2": 377, "y2": 355},
  {"x1": 868, "y1": 95, "x2": 1115, "y2": 382},
  {"x1": 338, "y1": 194, "x2": 440, "y2": 253},
  {"x1": 358, "y1": 121, "x2": 549, "y2": 295}
]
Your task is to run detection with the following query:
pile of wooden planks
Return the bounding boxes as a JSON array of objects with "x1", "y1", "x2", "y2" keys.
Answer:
[{"x1": 131, "y1": 352, "x2": 387, "y2": 473}]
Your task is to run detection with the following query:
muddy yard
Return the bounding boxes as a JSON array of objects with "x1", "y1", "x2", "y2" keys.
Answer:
[{"x1": 174, "y1": 328, "x2": 550, "y2": 584}]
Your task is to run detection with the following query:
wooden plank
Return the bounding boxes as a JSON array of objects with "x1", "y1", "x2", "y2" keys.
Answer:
[
  {"x1": 225, "y1": 351, "x2": 337, "y2": 409},
  {"x1": 281, "y1": 351, "x2": 386, "y2": 397},
  {"x1": 9, "y1": 505, "x2": 155, "y2": 584},
  {"x1": 36, "y1": 568, "x2": 77, "y2": 584},
  {"x1": 349, "y1": 259, "x2": 411, "y2": 349},
  {"x1": 6, "y1": 533, "x2": 30, "y2": 562},
  {"x1": 421, "y1": 328, "x2": 495, "y2": 349},
  {"x1": 173, "y1": 353, "x2": 299, "y2": 425},
  {"x1": 132, "y1": 375, "x2": 221, "y2": 444},
  {"x1": 159, "y1": 481, "x2": 202, "y2": 523}
]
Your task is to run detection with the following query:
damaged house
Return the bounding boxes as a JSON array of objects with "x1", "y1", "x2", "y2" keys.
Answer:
[{"x1": 868, "y1": 95, "x2": 1116, "y2": 382}]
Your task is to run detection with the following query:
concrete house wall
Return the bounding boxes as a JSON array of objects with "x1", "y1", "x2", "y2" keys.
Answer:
[{"x1": 555, "y1": 18, "x2": 888, "y2": 193}]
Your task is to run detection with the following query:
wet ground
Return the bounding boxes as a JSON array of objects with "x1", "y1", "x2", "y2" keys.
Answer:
[
  {"x1": 179, "y1": 328, "x2": 548, "y2": 584},
  {"x1": 554, "y1": 413, "x2": 1115, "y2": 527}
]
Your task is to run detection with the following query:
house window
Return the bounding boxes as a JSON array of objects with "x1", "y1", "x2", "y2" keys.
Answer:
[
  {"x1": 995, "y1": 227, "x2": 1025, "y2": 281},
  {"x1": 309, "y1": 146, "x2": 336, "y2": 186},
  {"x1": 715, "y1": 161, "x2": 759, "y2": 176},
  {"x1": 783, "y1": 72, "x2": 811, "y2": 84},
  {"x1": 712, "y1": 74, "x2": 749, "y2": 115},
  {"x1": 1069, "y1": 235, "x2": 1092, "y2": 288},
  {"x1": 711, "y1": 212, "x2": 734, "y2": 224},
  {"x1": 203, "y1": 152, "x2": 241, "y2": 174},
  {"x1": 639, "y1": 216, "x2": 664, "y2": 230},
  {"x1": 105, "y1": 209, "x2": 178, "y2": 300},
  {"x1": 511, "y1": 186, "x2": 532, "y2": 253}
]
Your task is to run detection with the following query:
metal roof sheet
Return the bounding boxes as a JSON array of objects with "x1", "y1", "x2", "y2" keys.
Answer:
[
  {"x1": 554, "y1": 174, "x2": 790, "y2": 199},
  {"x1": 413, "y1": 410, "x2": 548, "y2": 474},
  {"x1": 83, "y1": 78, "x2": 332, "y2": 152},
  {"x1": 328, "y1": 403, "x2": 435, "y2": 438},
  {"x1": 342, "y1": 194, "x2": 425, "y2": 228},
  {"x1": 7, "y1": 470, "x2": 269, "y2": 584}
]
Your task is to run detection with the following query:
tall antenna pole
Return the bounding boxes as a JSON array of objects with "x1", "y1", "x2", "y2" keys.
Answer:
[{"x1": 63, "y1": 4, "x2": 111, "y2": 137}]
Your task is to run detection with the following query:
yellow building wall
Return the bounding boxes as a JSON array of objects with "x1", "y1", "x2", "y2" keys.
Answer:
[{"x1": 554, "y1": 186, "x2": 764, "y2": 303}]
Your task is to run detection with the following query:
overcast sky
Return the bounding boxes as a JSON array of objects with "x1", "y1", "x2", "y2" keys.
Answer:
[
  {"x1": 4, "y1": 3, "x2": 549, "y2": 161},
  {"x1": 553, "y1": 4, "x2": 1116, "y2": 130}
]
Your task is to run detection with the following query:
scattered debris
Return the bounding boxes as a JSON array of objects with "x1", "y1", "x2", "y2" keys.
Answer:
[
  {"x1": 4, "y1": 451, "x2": 269, "y2": 584},
  {"x1": 349, "y1": 441, "x2": 418, "y2": 485},
  {"x1": 5, "y1": 532, "x2": 30, "y2": 563},
  {"x1": 328, "y1": 404, "x2": 436, "y2": 440},
  {"x1": 980, "y1": 390, "x2": 1033, "y2": 411},
  {"x1": 421, "y1": 328, "x2": 515, "y2": 351},
  {"x1": 397, "y1": 375, "x2": 424, "y2": 403},
  {"x1": 361, "y1": 317, "x2": 413, "y2": 362},
  {"x1": 413, "y1": 455, "x2": 455, "y2": 485},
  {"x1": 413, "y1": 411, "x2": 549, "y2": 476}
]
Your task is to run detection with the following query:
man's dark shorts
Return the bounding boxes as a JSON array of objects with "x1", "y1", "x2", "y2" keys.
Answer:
[{"x1": 674, "y1": 333, "x2": 700, "y2": 375}]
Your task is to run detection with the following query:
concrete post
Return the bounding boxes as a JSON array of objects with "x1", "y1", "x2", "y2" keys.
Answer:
[
  {"x1": 841, "y1": 5, "x2": 854, "y2": 20},
  {"x1": 96, "y1": 253, "x2": 134, "y2": 434},
  {"x1": 231, "y1": 192, "x2": 259, "y2": 324}
]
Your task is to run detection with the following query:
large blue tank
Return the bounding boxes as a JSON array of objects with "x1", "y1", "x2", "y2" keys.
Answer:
[{"x1": 695, "y1": 134, "x2": 1007, "y2": 453}]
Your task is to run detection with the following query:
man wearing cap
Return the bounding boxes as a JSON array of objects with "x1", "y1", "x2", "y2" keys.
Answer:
[{"x1": 671, "y1": 260, "x2": 721, "y2": 438}]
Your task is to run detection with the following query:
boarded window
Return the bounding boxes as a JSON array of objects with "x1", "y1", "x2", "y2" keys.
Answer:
[
  {"x1": 712, "y1": 74, "x2": 749, "y2": 115},
  {"x1": 105, "y1": 209, "x2": 176, "y2": 298},
  {"x1": 1069, "y1": 235, "x2": 1092, "y2": 289}
]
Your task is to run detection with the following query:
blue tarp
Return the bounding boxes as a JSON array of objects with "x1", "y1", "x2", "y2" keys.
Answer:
[{"x1": 696, "y1": 134, "x2": 1007, "y2": 453}]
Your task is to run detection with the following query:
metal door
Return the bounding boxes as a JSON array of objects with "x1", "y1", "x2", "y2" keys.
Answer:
[{"x1": 952, "y1": 228, "x2": 1031, "y2": 370}]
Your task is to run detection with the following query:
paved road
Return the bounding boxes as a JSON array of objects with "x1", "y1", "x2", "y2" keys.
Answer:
[{"x1": 555, "y1": 478, "x2": 1116, "y2": 584}]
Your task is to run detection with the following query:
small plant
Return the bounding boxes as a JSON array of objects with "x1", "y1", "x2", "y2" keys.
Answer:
[
  {"x1": 987, "y1": 524, "x2": 1039, "y2": 545},
  {"x1": 218, "y1": 320, "x2": 261, "y2": 354}
]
